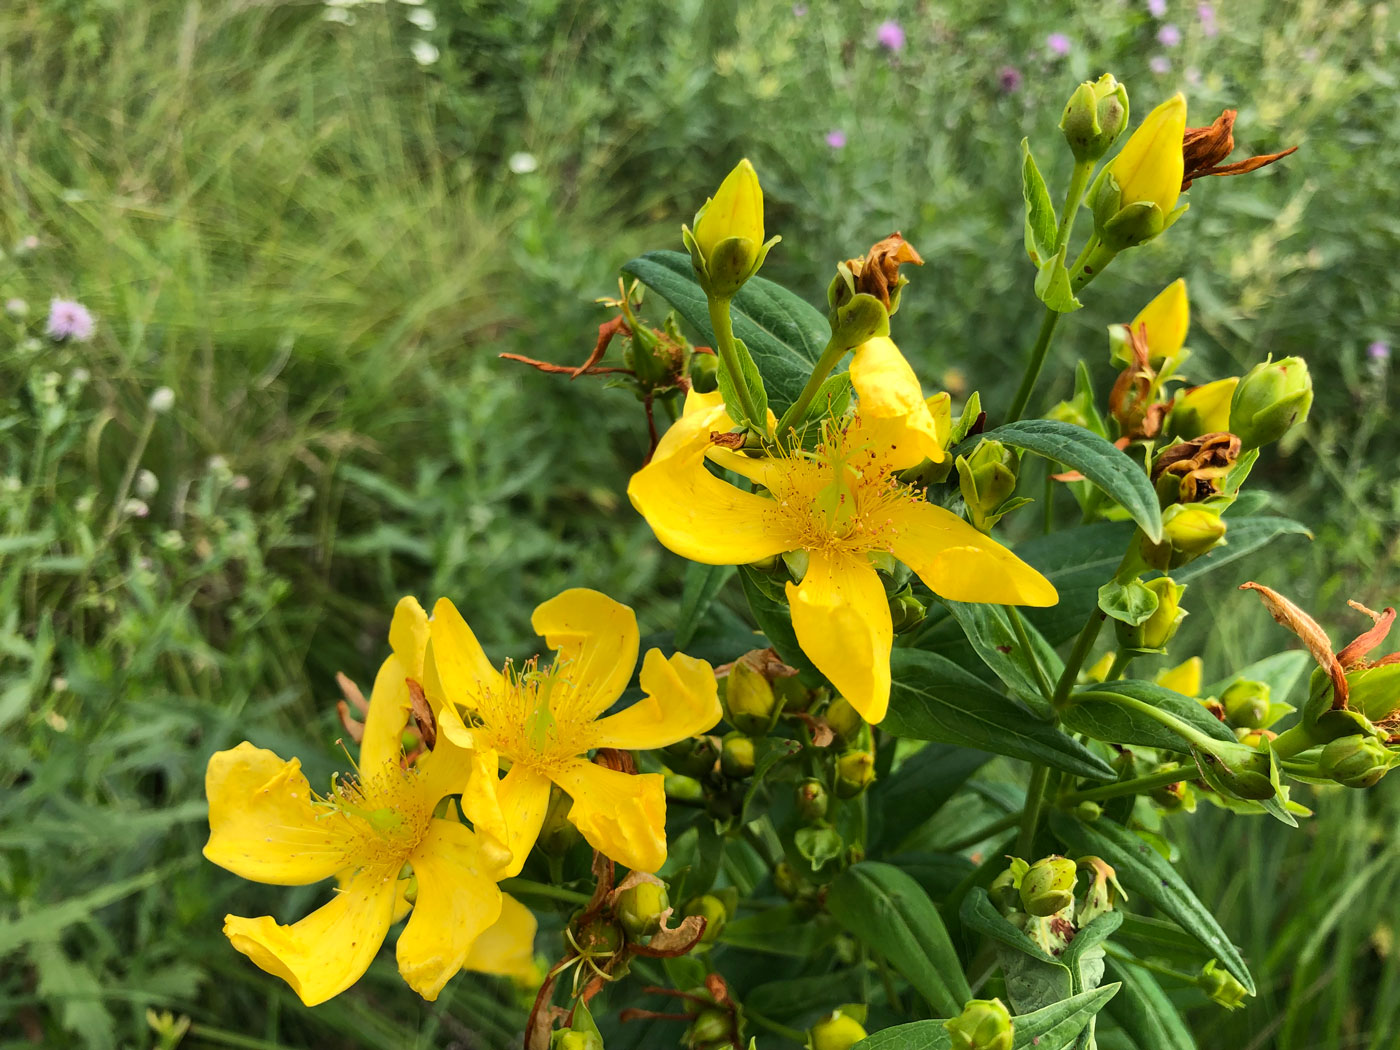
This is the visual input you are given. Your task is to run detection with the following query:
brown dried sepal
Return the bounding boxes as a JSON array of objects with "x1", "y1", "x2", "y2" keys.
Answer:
[
  {"x1": 1240, "y1": 582, "x2": 1349, "y2": 708},
  {"x1": 1181, "y1": 109, "x2": 1299, "y2": 191},
  {"x1": 709, "y1": 430, "x2": 747, "y2": 450},
  {"x1": 715, "y1": 647, "x2": 800, "y2": 683},
  {"x1": 405, "y1": 678, "x2": 438, "y2": 752},
  {"x1": 788, "y1": 710, "x2": 836, "y2": 748},
  {"x1": 844, "y1": 232, "x2": 924, "y2": 311},
  {"x1": 1108, "y1": 324, "x2": 1169, "y2": 441},
  {"x1": 594, "y1": 747, "x2": 638, "y2": 776},
  {"x1": 1339, "y1": 601, "x2": 1399, "y2": 669},
  {"x1": 1152, "y1": 431, "x2": 1242, "y2": 503}
]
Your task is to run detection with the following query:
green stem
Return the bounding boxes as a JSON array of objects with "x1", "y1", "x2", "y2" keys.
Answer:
[
  {"x1": 776, "y1": 331, "x2": 852, "y2": 440},
  {"x1": 707, "y1": 295, "x2": 764, "y2": 430},
  {"x1": 943, "y1": 808, "x2": 1025, "y2": 853},
  {"x1": 1061, "y1": 764, "x2": 1191, "y2": 805},
  {"x1": 498, "y1": 878, "x2": 592, "y2": 907},
  {"x1": 1006, "y1": 307, "x2": 1061, "y2": 423},
  {"x1": 1103, "y1": 944, "x2": 1197, "y2": 983},
  {"x1": 1270, "y1": 724, "x2": 1320, "y2": 761},
  {"x1": 1016, "y1": 764, "x2": 1051, "y2": 856},
  {"x1": 1051, "y1": 607, "x2": 1108, "y2": 713},
  {"x1": 1008, "y1": 606, "x2": 1054, "y2": 701},
  {"x1": 1105, "y1": 649, "x2": 1135, "y2": 682},
  {"x1": 745, "y1": 1010, "x2": 807, "y2": 1043},
  {"x1": 1054, "y1": 159, "x2": 1096, "y2": 253},
  {"x1": 1069, "y1": 236, "x2": 1119, "y2": 292}
]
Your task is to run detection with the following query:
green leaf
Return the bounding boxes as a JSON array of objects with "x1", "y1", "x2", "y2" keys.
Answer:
[
  {"x1": 622, "y1": 250, "x2": 826, "y2": 408},
  {"x1": 870, "y1": 744, "x2": 992, "y2": 851},
  {"x1": 1049, "y1": 811, "x2": 1255, "y2": 995},
  {"x1": 720, "y1": 904, "x2": 839, "y2": 957},
  {"x1": 716, "y1": 335, "x2": 770, "y2": 428},
  {"x1": 1064, "y1": 680, "x2": 1235, "y2": 752},
  {"x1": 1097, "y1": 578, "x2": 1159, "y2": 627},
  {"x1": 745, "y1": 967, "x2": 869, "y2": 1020},
  {"x1": 741, "y1": 738, "x2": 803, "y2": 824},
  {"x1": 739, "y1": 566, "x2": 815, "y2": 676},
  {"x1": 675, "y1": 563, "x2": 735, "y2": 649},
  {"x1": 1062, "y1": 911, "x2": 1123, "y2": 996},
  {"x1": 886, "y1": 649, "x2": 1115, "y2": 781},
  {"x1": 1015, "y1": 523, "x2": 1136, "y2": 645},
  {"x1": 1104, "y1": 950, "x2": 1199, "y2": 1050},
  {"x1": 942, "y1": 601, "x2": 1062, "y2": 714},
  {"x1": 959, "y1": 888, "x2": 1072, "y2": 1011},
  {"x1": 827, "y1": 861, "x2": 972, "y2": 1016},
  {"x1": 852, "y1": 985, "x2": 1120, "y2": 1050},
  {"x1": 1035, "y1": 247, "x2": 1084, "y2": 313},
  {"x1": 965, "y1": 420, "x2": 1162, "y2": 542},
  {"x1": 1205, "y1": 650, "x2": 1312, "y2": 705},
  {"x1": 1173, "y1": 515, "x2": 1312, "y2": 582},
  {"x1": 1021, "y1": 138, "x2": 1059, "y2": 264}
]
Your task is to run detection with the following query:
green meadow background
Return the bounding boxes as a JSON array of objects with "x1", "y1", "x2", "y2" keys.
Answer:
[{"x1": 2, "y1": 1, "x2": 1397, "y2": 1047}]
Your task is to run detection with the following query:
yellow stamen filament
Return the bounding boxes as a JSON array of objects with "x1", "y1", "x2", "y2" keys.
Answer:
[{"x1": 466, "y1": 656, "x2": 597, "y2": 775}]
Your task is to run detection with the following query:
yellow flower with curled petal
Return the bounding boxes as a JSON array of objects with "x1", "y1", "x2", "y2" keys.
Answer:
[
  {"x1": 424, "y1": 588, "x2": 721, "y2": 876},
  {"x1": 204, "y1": 598, "x2": 514, "y2": 1006},
  {"x1": 1131, "y1": 278, "x2": 1189, "y2": 366},
  {"x1": 627, "y1": 337, "x2": 1057, "y2": 725}
]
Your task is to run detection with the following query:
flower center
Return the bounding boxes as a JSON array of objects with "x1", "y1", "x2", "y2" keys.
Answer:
[
  {"x1": 467, "y1": 657, "x2": 594, "y2": 775},
  {"x1": 760, "y1": 419, "x2": 923, "y2": 557},
  {"x1": 318, "y1": 763, "x2": 434, "y2": 870}
]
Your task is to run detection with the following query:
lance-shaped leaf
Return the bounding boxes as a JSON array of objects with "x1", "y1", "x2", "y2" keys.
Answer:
[
  {"x1": 738, "y1": 566, "x2": 816, "y2": 677},
  {"x1": 959, "y1": 887, "x2": 1072, "y2": 1012},
  {"x1": 1063, "y1": 679, "x2": 1236, "y2": 753},
  {"x1": 943, "y1": 601, "x2": 1063, "y2": 715},
  {"x1": 1104, "y1": 949, "x2": 1198, "y2": 1050},
  {"x1": 674, "y1": 563, "x2": 735, "y2": 649},
  {"x1": 852, "y1": 984, "x2": 1120, "y2": 1050}
]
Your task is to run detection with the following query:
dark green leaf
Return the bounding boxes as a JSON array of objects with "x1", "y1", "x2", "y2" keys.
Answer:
[
  {"x1": 1016, "y1": 523, "x2": 1136, "y2": 645},
  {"x1": 622, "y1": 250, "x2": 826, "y2": 408},
  {"x1": 715, "y1": 335, "x2": 769, "y2": 428},
  {"x1": 870, "y1": 743, "x2": 992, "y2": 851},
  {"x1": 739, "y1": 566, "x2": 815, "y2": 676},
  {"x1": 1049, "y1": 812, "x2": 1254, "y2": 995},
  {"x1": 1104, "y1": 950, "x2": 1198, "y2": 1050},
  {"x1": 964, "y1": 421, "x2": 1162, "y2": 542},
  {"x1": 852, "y1": 985, "x2": 1119, "y2": 1050},
  {"x1": 1063, "y1": 911, "x2": 1123, "y2": 995},
  {"x1": 745, "y1": 967, "x2": 869, "y2": 1020},
  {"x1": 719, "y1": 904, "x2": 839, "y2": 957},
  {"x1": 1115, "y1": 913, "x2": 1210, "y2": 964},
  {"x1": 887, "y1": 649, "x2": 1115, "y2": 781},
  {"x1": 943, "y1": 602, "x2": 1062, "y2": 714},
  {"x1": 741, "y1": 738, "x2": 803, "y2": 824},
  {"x1": 827, "y1": 862, "x2": 972, "y2": 1016},
  {"x1": 958, "y1": 888, "x2": 1063, "y2": 965},
  {"x1": 1064, "y1": 680, "x2": 1235, "y2": 753},
  {"x1": 675, "y1": 563, "x2": 735, "y2": 649},
  {"x1": 1173, "y1": 515, "x2": 1312, "y2": 582}
]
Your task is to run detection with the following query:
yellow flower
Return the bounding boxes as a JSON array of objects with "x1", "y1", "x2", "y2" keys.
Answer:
[
  {"x1": 1131, "y1": 278, "x2": 1189, "y2": 365},
  {"x1": 1156, "y1": 656, "x2": 1204, "y2": 697},
  {"x1": 1107, "y1": 93, "x2": 1187, "y2": 214},
  {"x1": 692, "y1": 158, "x2": 764, "y2": 263},
  {"x1": 1171, "y1": 376, "x2": 1237, "y2": 438},
  {"x1": 204, "y1": 598, "x2": 513, "y2": 1006},
  {"x1": 424, "y1": 588, "x2": 721, "y2": 875},
  {"x1": 627, "y1": 341, "x2": 1057, "y2": 724}
]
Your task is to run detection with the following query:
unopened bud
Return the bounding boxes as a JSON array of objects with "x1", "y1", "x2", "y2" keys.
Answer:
[
  {"x1": 1318, "y1": 734, "x2": 1395, "y2": 789},
  {"x1": 540, "y1": 784, "x2": 582, "y2": 855},
  {"x1": 1061, "y1": 74, "x2": 1130, "y2": 163},
  {"x1": 663, "y1": 736, "x2": 720, "y2": 778},
  {"x1": 796, "y1": 778, "x2": 829, "y2": 822},
  {"x1": 1221, "y1": 679, "x2": 1272, "y2": 729},
  {"x1": 1194, "y1": 742, "x2": 1274, "y2": 800},
  {"x1": 1171, "y1": 377, "x2": 1238, "y2": 438},
  {"x1": 988, "y1": 863, "x2": 1024, "y2": 913},
  {"x1": 824, "y1": 696, "x2": 863, "y2": 744},
  {"x1": 808, "y1": 1009, "x2": 868, "y2": 1050},
  {"x1": 720, "y1": 732, "x2": 756, "y2": 778},
  {"x1": 1152, "y1": 778, "x2": 1195, "y2": 813},
  {"x1": 688, "y1": 351, "x2": 719, "y2": 393},
  {"x1": 944, "y1": 997, "x2": 1014, "y2": 1050},
  {"x1": 774, "y1": 861, "x2": 802, "y2": 899},
  {"x1": 687, "y1": 1008, "x2": 731, "y2": 1048},
  {"x1": 1115, "y1": 576, "x2": 1186, "y2": 650},
  {"x1": 687, "y1": 159, "x2": 773, "y2": 298},
  {"x1": 1020, "y1": 856, "x2": 1078, "y2": 917},
  {"x1": 1074, "y1": 800, "x2": 1103, "y2": 822},
  {"x1": 835, "y1": 750, "x2": 876, "y2": 798},
  {"x1": 827, "y1": 291, "x2": 890, "y2": 349},
  {"x1": 1143, "y1": 504, "x2": 1227, "y2": 570},
  {"x1": 1095, "y1": 94, "x2": 1186, "y2": 251},
  {"x1": 723, "y1": 658, "x2": 779, "y2": 735},
  {"x1": 616, "y1": 880, "x2": 670, "y2": 939},
  {"x1": 1198, "y1": 959, "x2": 1249, "y2": 1010},
  {"x1": 957, "y1": 439, "x2": 1021, "y2": 534},
  {"x1": 889, "y1": 590, "x2": 928, "y2": 632},
  {"x1": 553, "y1": 1030, "x2": 604, "y2": 1050},
  {"x1": 683, "y1": 895, "x2": 729, "y2": 945},
  {"x1": 1230, "y1": 356, "x2": 1313, "y2": 449}
]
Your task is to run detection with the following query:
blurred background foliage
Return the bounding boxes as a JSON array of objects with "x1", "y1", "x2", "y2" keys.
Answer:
[{"x1": 0, "y1": 0, "x2": 1396, "y2": 1047}]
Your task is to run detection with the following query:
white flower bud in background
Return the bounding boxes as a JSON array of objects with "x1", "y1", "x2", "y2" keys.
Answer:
[
  {"x1": 134, "y1": 469, "x2": 160, "y2": 500},
  {"x1": 149, "y1": 386, "x2": 176, "y2": 414}
]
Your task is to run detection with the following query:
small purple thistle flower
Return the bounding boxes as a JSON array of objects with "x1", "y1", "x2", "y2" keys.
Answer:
[
  {"x1": 998, "y1": 66, "x2": 1023, "y2": 93},
  {"x1": 1368, "y1": 340, "x2": 1391, "y2": 361},
  {"x1": 1148, "y1": 0, "x2": 1168, "y2": 17},
  {"x1": 1158, "y1": 23, "x2": 1182, "y2": 47},
  {"x1": 46, "y1": 298, "x2": 95, "y2": 342},
  {"x1": 1197, "y1": 2, "x2": 1218, "y2": 36},
  {"x1": 1047, "y1": 33, "x2": 1071, "y2": 57},
  {"x1": 876, "y1": 20, "x2": 905, "y2": 52},
  {"x1": 1149, "y1": 55, "x2": 1172, "y2": 75},
  {"x1": 825, "y1": 129, "x2": 847, "y2": 149}
]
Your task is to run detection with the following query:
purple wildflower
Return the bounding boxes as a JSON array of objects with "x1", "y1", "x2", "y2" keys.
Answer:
[
  {"x1": 46, "y1": 298, "x2": 95, "y2": 342},
  {"x1": 792, "y1": 3, "x2": 807, "y2": 15},
  {"x1": 1185, "y1": 66, "x2": 1203, "y2": 87},
  {"x1": 1197, "y1": 2, "x2": 1217, "y2": 36},
  {"x1": 1148, "y1": 0, "x2": 1167, "y2": 16},
  {"x1": 998, "y1": 66, "x2": 1023, "y2": 93},
  {"x1": 1158, "y1": 23, "x2": 1182, "y2": 46},
  {"x1": 1368, "y1": 341, "x2": 1391, "y2": 360},
  {"x1": 1047, "y1": 33, "x2": 1071, "y2": 56},
  {"x1": 825, "y1": 129, "x2": 847, "y2": 149},
  {"x1": 1149, "y1": 55, "x2": 1172, "y2": 75},
  {"x1": 876, "y1": 20, "x2": 905, "y2": 51}
]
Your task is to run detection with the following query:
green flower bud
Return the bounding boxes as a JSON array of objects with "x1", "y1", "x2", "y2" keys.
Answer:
[
  {"x1": 835, "y1": 749, "x2": 876, "y2": 799},
  {"x1": 1142, "y1": 504, "x2": 1227, "y2": 570},
  {"x1": 807, "y1": 1010, "x2": 868, "y2": 1050},
  {"x1": 724, "y1": 658, "x2": 778, "y2": 735},
  {"x1": 683, "y1": 894, "x2": 729, "y2": 944},
  {"x1": 1346, "y1": 662, "x2": 1400, "y2": 723},
  {"x1": 720, "y1": 732, "x2": 756, "y2": 778},
  {"x1": 687, "y1": 1007, "x2": 731, "y2": 1048},
  {"x1": 688, "y1": 351, "x2": 719, "y2": 393},
  {"x1": 824, "y1": 696, "x2": 864, "y2": 744},
  {"x1": 889, "y1": 589, "x2": 928, "y2": 633},
  {"x1": 796, "y1": 778, "x2": 829, "y2": 822},
  {"x1": 774, "y1": 673, "x2": 816, "y2": 713},
  {"x1": 1230, "y1": 355, "x2": 1313, "y2": 449},
  {"x1": 685, "y1": 159, "x2": 778, "y2": 298},
  {"x1": 553, "y1": 1029, "x2": 604, "y2": 1050},
  {"x1": 957, "y1": 439, "x2": 1020, "y2": 534},
  {"x1": 826, "y1": 290, "x2": 891, "y2": 350},
  {"x1": 565, "y1": 912, "x2": 623, "y2": 957},
  {"x1": 1221, "y1": 679, "x2": 1272, "y2": 729},
  {"x1": 1019, "y1": 856, "x2": 1078, "y2": 917},
  {"x1": 1074, "y1": 800, "x2": 1104, "y2": 822},
  {"x1": 1151, "y1": 777, "x2": 1196, "y2": 813},
  {"x1": 1318, "y1": 734, "x2": 1395, "y2": 789},
  {"x1": 774, "y1": 861, "x2": 802, "y2": 899},
  {"x1": 1199, "y1": 959, "x2": 1249, "y2": 1010},
  {"x1": 663, "y1": 736, "x2": 720, "y2": 778},
  {"x1": 1046, "y1": 399, "x2": 1090, "y2": 429},
  {"x1": 665, "y1": 773, "x2": 704, "y2": 801},
  {"x1": 944, "y1": 997, "x2": 1014, "y2": 1050},
  {"x1": 540, "y1": 784, "x2": 583, "y2": 855},
  {"x1": 1115, "y1": 576, "x2": 1187, "y2": 650},
  {"x1": 988, "y1": 866, "x2": 1022, "y2": 913},
  {"x1": 1194, "y1": 742, "x2": 1274, "y2": 800},
  {"x1": 1060, "y1": 74, "x2": 1130, "y2": 163},
  {"x1": 615, "y1": 879, "x2": 670, "y2": 939}
]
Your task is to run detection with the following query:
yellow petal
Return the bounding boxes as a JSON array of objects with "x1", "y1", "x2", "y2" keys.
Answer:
[
  {"x1": 388, "y1": 596, "x2": 430, "y2": 679},
  {"x1": 464, "y1": 893, "x2": 539, "y2": 983},
  {"x1": 1132, "y1": 279, "x2": 1189, "y2": 364},
  {"x1": 592, "y1": 650, "x2": 722, "y2": 751},
  {"x1": 204, "y1": 742, "x2": 351, "y2": 885},
  {"x1": 483, "y1": 762, "x2": 552, "y2": 878},
  {"x1": 1108, "y1": 93, "x2": 1186, "y2": 213},
  {"x1": 426, "y1": 597, "x2": 501, "y2": 711},
  {"x1": 1156, "y1": 656, "x2": 1204, "y2": 698},
  {"x1": 886, "y1": 501, "x2": 1058, "y2": 607},
  {"x1": 223, "y1": 866, "x2": 399, "y2": 1006},
  {"x1": 413, "y1": 726, "x2": 482, "y2": 815},
  {"x1": 398, "y1": 819, "x2": 505, "y2": 1001},
  {"x1": 554, "y1": 760, "x2": 668, "y2": 873},
  {"x1": 693, "y1": 158, "x2": 764, "y2": 260},
  {"x1": 358, "y1": 652, "x2": 413, "y2": 776},
  {"x1": 531, "y1": 588, "x2": 640, "y2": 719},
  {"x1": 786, "y1": 551, "x2": 893, "y2": 723},
  {"x1": 848, "y1": 337, "x2": 947, "y2": 468},
  {"x1": 628, "y1": 417, "x2": 792, "y2": 566}
]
